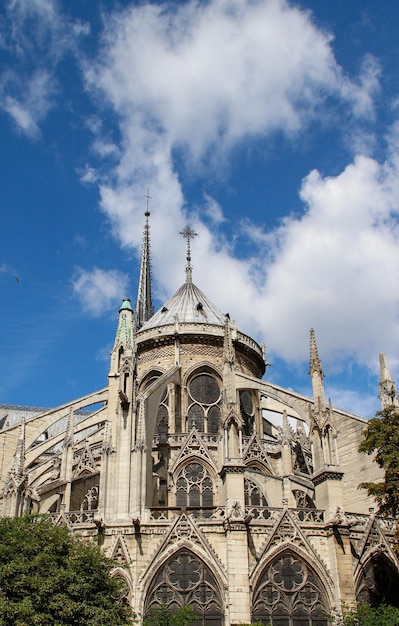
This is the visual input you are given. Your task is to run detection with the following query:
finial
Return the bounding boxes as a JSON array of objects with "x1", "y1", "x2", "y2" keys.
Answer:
[
  {"x1": 379, "y1": 352, "x2": 398, "y2": 408},
  {"x1": 179, "y1": 225, "x2": 198, "y2": 283}
]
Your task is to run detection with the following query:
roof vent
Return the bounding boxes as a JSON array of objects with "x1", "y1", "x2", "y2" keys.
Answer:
[{"x1": 196, "y1": 302, "x2": 203, "y2": 311}]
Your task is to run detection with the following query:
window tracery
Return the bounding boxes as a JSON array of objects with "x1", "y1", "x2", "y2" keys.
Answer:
[
  {"x1": 175, "y1": 462, "x2": 213, "y2": 517},
  {"x1": 145, "y1": 549, "x2": 224, "y2": 626},
  {"x1": 356, "y1": 552, "x2": 399, "y2": 608},
  {"x1": 245, "y1": 478, "x2": 268, "y2": 507},
  {"x1": 252, "y1": 552, "x2": 329, "y2": 626},
  {"x1": 293, "y1": 490, "x2": 315, "y2": 510},
  {"x1": 187, "y1": 373, "x2": 221, "y2": 434}
]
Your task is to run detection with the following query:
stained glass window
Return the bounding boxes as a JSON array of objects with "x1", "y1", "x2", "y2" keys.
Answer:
[
  {"x1": 145, "y1": 549, "x2": 224, "y2": 626},
  {"x1": 176, "y1": 462, "x2": 213, "y2": 516},
  {"x1": 187, "y1": 373, "x2": 221, "y2": 433},
  {"x1": 252, "y1": 553, "x2": 329, "y2": 626}
]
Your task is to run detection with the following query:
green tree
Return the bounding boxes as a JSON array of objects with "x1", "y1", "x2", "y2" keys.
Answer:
[
  {"x1": 144, "y1": 604, "x2": 196, "y2": 626},
  {"x1": 358, "y1": 406, "x2": 399, "y2": 516},
  {"x1": 0, "y1": 514, "x2": 133, "y2": 626},
  {"x1": 333, "y1": 603, "x2": 399, "y2": 626}
]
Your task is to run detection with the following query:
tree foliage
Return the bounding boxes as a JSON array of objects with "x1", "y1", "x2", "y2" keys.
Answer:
[
  {"x1": 333, "y1": 603, "x2": 399, "y2": 626},
  {"x1": 358, "y1": 406, "x2": 399, "y2": 516},
  {"x1": 0, "y1": 515, "x2": 133, "y2": 626},
  {"x1": 143, "y1": 604, "x2": 196, "y2": 626}
]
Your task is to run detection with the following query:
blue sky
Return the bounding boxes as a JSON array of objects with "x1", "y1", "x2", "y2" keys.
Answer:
[{"x1": 1, "y1": 0, "x2": 399, "y2": 417}]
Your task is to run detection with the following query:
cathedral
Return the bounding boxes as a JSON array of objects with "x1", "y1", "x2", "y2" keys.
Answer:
[{"x1": 1, "y1": 213, "x2": 399, "y2": 625}]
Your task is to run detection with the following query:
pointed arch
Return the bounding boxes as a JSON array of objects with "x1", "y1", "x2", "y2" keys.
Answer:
[
  {"x1": 144, "y1": 548, "x2": 225, "y2": 626},
  {"x1": 184, "y1": 366, "x2": 223, "y2": 434},
  {"x1": 252, "y1": 547, "x2": 331, "y2": 626},
  {"x1": 244, "y1": 477, "x2": 268, "y2": 507},
  {"x1": 173, "y1": 458, "x2": 216, "y2": 517},
  {"x1": 111, "y1": 567, "x2": 133, "y2": 608},
  {"x1": 355, "y1": 549, "x2": 399, "y2": 608}
]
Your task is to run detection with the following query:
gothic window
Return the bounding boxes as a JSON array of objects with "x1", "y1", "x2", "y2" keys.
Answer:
[
  {"x1": 293, "y1": 490, "x2": 315, "y2": 510},
  {"x1": 252, "y1": 552, "x2": 329, "y2": 626},
  {"x1": 111, "y1": 573, "x2": 131, "y2": 608},
  {"x1": 187, "y1": 373, "x2": 221, "y2": 434},
  {"x1": 156, "y1": 387, "x2": 169, "y2": 438},
  {"x1": 356, "y1": 553, "x2": 399, "y2": 608},
  {"x1": 143, "y1": 373, "x2": 170, "y2": 439},
  {"x1": 240, "y1": 390, "x2": 255, "y2": 436},
  {"x1": 145, "y1": 549, "x2": 224, "y2": 626},
  {"x1": 245, "y1": 478, "x2": 268, "y2": 507},
  {"x1": 175, "y1": 462, "x2": 213, "y2": 516}
]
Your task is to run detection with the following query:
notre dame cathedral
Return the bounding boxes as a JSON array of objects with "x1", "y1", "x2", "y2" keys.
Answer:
[{"x1": 1, "y1": 213, "x2": 399, "y2": 625}]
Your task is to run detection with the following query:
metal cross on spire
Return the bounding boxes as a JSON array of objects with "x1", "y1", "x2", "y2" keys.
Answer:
[
  {"x1": 144, "y1": 189, "x2": 151, "y2": 217},
  {"x1": 179, "y1": 225, "x2": 198, "y2": 283}
]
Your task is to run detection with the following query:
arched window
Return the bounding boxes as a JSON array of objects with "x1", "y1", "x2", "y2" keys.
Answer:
[
  {"x1": 240, "y1": 390, "x2": 255, "y2": 436},
  {"x1": 142, "y1": 372, "x2": 170, "y2": 440},
  {"x1": 252, "y1": 552, "x2": 329, "y2": 626},
  {"x1": 187, "y1": 373, "x2": 221, "y2": 434},
  {"x1": 293, "y1": 490, "x2": 315, "y2": 510},
  {"x1": 155, "y1": 388, "x2": 169, "y2": 439},
  {"x1": 145, "y1": 549, "x2": 224, "y2": 626},
  {"x1": 111, "y1": 572, "x2": 131, "y2": 608},
  {"x1": 245, "y1": 478, "x2": 268, "y2": 507},
  {"x1": 356, "y1": 552, "x2": 399, "y2": 608},
  {"x1": 176, "y1": 462, "x2": 213, "y2": 517}
]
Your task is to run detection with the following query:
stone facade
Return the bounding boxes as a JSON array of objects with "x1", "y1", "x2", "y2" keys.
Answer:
[{"x1": 1, "y1": 221, "x2": 398, "y2": 625}]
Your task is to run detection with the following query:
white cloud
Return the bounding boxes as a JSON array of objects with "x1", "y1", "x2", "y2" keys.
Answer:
[
  {"x1": 72, "y1": 267, "x2": 129, "y2": 318},
  {"x1": 0, "y1": 69, "x2": 56, "y2": 137},
  {"x1": 261, "y1": 153, "x2": 399, "y2": 364},
  {"x1": 0, "y1": 0, "x2": 88, "y2": 136},
  {"x1": 80, "y1": 0, "x2": 399, "y2": 401},
  {"x1": 84, "y1": 0, "x2": 381, "y2": 276}
]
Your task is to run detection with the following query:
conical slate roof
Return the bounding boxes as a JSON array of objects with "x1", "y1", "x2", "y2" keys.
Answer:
[{"x1": 138, "y1": 280, "x2": 228, "y2": 332}]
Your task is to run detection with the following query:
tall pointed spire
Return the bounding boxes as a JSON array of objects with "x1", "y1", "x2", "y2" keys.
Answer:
[
  {"x1": 309, "y1": 328, "x2": 325, "y2": 408},
  {"x1": 135, "y1": 193, "x2": 154, "y2": 330},
  {"x1": 379, "y1": 352, "x2": 398, "y2": 409},
  {"x1": 179, "y1": 225, "x2": 198, "y2": 283}
]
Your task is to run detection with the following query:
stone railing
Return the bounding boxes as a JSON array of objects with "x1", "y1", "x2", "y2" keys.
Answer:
[
  {"x1": 153, "y1": 433, "x2": 220, "y2": 446},
  {"x1": 245, "y1": 506, "x2": 324, "y2": 524},
  {"x1": 149, "y1": 506, "x2": 226, "y2": 521},
  {"x1": 49, "y1": 510, "x2": 97, "y2": 527},
  {"x1": 346, "y1": 511, "x2": 396, "y2": 534},
  {"x1": 289, "y1": 508, "x2": 324, "y2": 524}
]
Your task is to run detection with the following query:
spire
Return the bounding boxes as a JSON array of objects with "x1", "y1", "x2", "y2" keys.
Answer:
[
  {"x1": 379, "y1": 352, "x2": 398, "y2": 409},
  {"x1": 179, "y1": 225, "x2": 198, "y2": 283},
  {"x1": 135, "y1": 194, "x2": 154, "y2": 330},
  {"x1": 309, "y1": 328, "x2": 325, "y2": 408}
]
